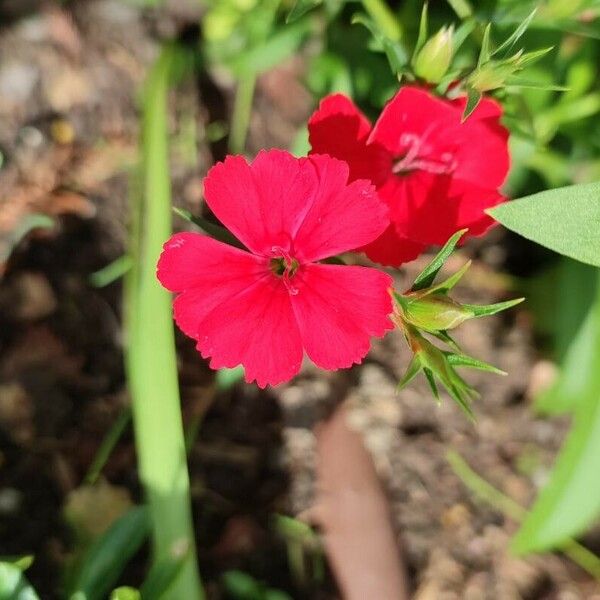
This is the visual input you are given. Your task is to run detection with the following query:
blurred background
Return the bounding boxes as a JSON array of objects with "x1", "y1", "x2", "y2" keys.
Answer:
[{"x1": 0, "y1": 0, "x2": 599, "y2": 598}]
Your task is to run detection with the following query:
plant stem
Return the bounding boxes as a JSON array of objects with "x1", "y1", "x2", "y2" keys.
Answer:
[
  {"x1": 229, "y1": 73, "x2": 256, "y2": 154},
  {"x1": 125, "y1": 43, "x2": 204, "y2": 600},
  {"x1": 85, "y1": 406, "x2": 132, "y2": 485},
  {"x1": 361, "y1": 0, "x2": 402, "y2": 41},
  {"x1": 447, "y1": 451, "x2": 600, "y2": 580}
]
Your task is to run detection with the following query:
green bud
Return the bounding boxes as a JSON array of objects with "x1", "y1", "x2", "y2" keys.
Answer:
[
  {"x1": 467, "y1": 61, "x2": 513, "y2": 92},
  {"x1": 398, "y1": 294, "x2": 474, "y2": 332},
  {"x1": 413, "y1": 26, "x2": 454, "y2": 84}
]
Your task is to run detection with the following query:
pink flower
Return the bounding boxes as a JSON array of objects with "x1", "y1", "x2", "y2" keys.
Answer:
[
  {"x1": 308, "y1": 86, "x2": 510, "y2": 266},
  {"x1": 157, "y1": 149, "x2": 394, "y2": 388}
]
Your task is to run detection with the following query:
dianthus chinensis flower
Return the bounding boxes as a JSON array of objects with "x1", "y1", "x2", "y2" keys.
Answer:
[
  {"x1": 157, "y1": 150, "x2": 394, "y2": 388},
  {"x1": 308, "y1": 86, "x2": 510, "y2": 266}
]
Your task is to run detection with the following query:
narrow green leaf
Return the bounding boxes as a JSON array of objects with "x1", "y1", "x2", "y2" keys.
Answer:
[
  {"x1": 451, "y1": 20, "x2": 475, "y2": 54},
  {"x1": 411, "y1": 229, "x2": 468, "y2": 291},
  {"x1": 429, "y1": 329, "x2": 461, "y2": 351},
  {"x1": 514, "y1": 46, "x2": 553, "y2": 68},
  {"x1": 445, "y1": 352, "x2": 507, "y2": 375},
  {"x1": 421, "y1": 260, "x2": 472, "y2": 296},
  {"x1": 462, "y1": 297, "x2": 525, "y2": 318},
  {"x1": 424, "y1": 368, "x2": 440, "y2": 400},
  {"x1": 398, "y1": 356, "x2": 422, "y2": 390},
  {"x1": 493, "y1": 8, "x2": 538, "y2": 57},
  {"x1": 536, "y1": 302, "x2": 598, "y2": 414},
  {"x1": 173, "y1": 207, "x2": 244, "y2": 249},
  {"x1": 512, "y1": 279, "x2": 600, "y2": 554},
  {"x1": 90, "y1": 255, "x2": 133, "y2": 288},
  {"x1": 70, "y1": 507, "x2": 149, "y2": 600},
  {"x1": 229, "y1": 20, "x2": 311, "y2": 76},
  {"x1": 478, "y1": 24, "x2": 492, "y2": 67},
  {"x1": 140, "y1": 548, "x2": 188, "y2": 600},
  {"x1": 286, "y1": 0, "x2": 322, "y2": 22},
  {"x1": 126, "y1": 43, "x2": 203, "y2": 599},
  {"x1": 462, "y1": 87, "x2": 482, "y2": 121},
  {"x1": 0, "y1": 556, "x2": 34, "y2": 571},
  {"x1": 0, "y1": 562, "x2": 40, "y2": 600},
  {"x1": 413, "y1": 2, "x2": 429, "y2": 59},
  {"x1": 445, "y1": 0, "x2": 473, "y2": 19},
  {"x1": 488, "y1": 181, "x2": 600, "y2": 267}
]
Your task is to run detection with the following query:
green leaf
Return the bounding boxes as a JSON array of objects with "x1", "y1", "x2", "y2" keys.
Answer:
[
  {"x1": 397, "y1": 356, "x2": 422, "y2": 390},
  {"x1": 462, "y1": 87, "x2": 482, "y2": 120},
  {"x1": 173, "y1": 207, "x2": 244, "y2": 249},
  {"x1": 351, "y1": 13, "x2": 408, "y2": 73},
  {"x1": 0, "y1": 562, "x2": 40, "y2": 600},
  {"x1": 461, "y1": 297, "x2": 525, "y2": 318},
  {"x1": 413, "y1": 1, "x2": 428, "y2": 59},
  {"x1": 451, "y1": 19, "x2": 475, "y2": 54},
  {"x1": 420, "y1": 260, "x2": 472, "y2": 296},
  {"x1": 445, "y1": 352, "x2": 506, "y2": 375},
  {"x1": 0, "y1": 556, "x2": 34, "y2": 571},
  {"x1": 286, "y1": 0, "x2": 322, "y2": 22},
  {"x1": 536, "y1": 301, "x2": 598, "y2": 414},
  {"x1": 477, "y1": 24, "x2": 492, "y2": 67},
  {"x1": 488, "y1": 181, "x2": 600, "y2": 267},
  {"x1": 70, "y1": 507, "x2": 149, "y2": 600},
  {"x1": 411, "y1": 229, "x2": 468, "y2": 291},
  {"x1": 90, "y1": 255, "x2": 133, "y2": 288},
  {"x1": 444, "y1": 0, "x2": 472, "y2": 19},
  {"x1": 140, "y1": 548, "x2": 188, "y2": 600},
  {"x1": 215, "y1": 366, "x2": 245, "y2": 390},
  {"x1": 229, "y1": 20, "x2": 311, "y2": 76},
  {"x1": 512, "y1": 278, "x2": 600, "y2": 554},
  {"x1": 493, "y1": 8, "x2": 538, "y2": 57},
  {"x1": 111, "y1": 587, "x2": 141, "y2": 600}
]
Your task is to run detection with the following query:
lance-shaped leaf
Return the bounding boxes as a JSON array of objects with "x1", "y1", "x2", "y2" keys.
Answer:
[
  {"x1": 411, "y1": 229, "x2": 467, "y2": 291},
  {"x1": 445, "y1": 352, "x2": 507, "y2": 375},
  {"x1": 492, "y1": 8, "x2": 538, "y2": 57}
]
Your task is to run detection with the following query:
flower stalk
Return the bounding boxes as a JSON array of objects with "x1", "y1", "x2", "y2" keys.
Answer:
[{"x1": 125, "y1": 43, "x2": 203, "y2": 600}]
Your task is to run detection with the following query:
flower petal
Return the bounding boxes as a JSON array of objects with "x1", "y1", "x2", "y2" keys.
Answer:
[
  {"x1": 379, "y1": 172, "x2": 504, "y2": 245},
  {"x1": 290, "y1": 263, "x2": 393, "y2": 370},
  {"x1": 361, "y1": 223, "x2": 425, "y2": 266},
  {"x1": 292, "y1": 155, "x2": 390, "y2": 263},
  {"x1": 308, "y1": 94, "x2": 389, "y2": 185},
  {"x1": 195, "y1": 275, "x2": 303, "y2": 388},
  {"x1": 203, "y1": 149, "x2": 318, "y2": 256},
  {"x1": 157, "y1": 232, "x2": 268, "y2": 339},
  {"x1": 370, "y1": 86, "x2": 510, "y2": 189}
]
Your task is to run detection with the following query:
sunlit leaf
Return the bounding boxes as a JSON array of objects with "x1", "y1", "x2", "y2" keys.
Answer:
[
  {"x1": 512, "y1": 280, "x2": 600, "y2": 553},
  {"x1": 493, "y1": 8, "x2": 538, "y2": 57},
  {"x1": 488, "y1": 181, "x2": 600, "y2": 267},
  {"x1": 70, "y1": 507, "x2": 149, "y2": 600},
  {"x1": 286, "y1": 0, "x2": 322, "y2": 23},
  {"x1": 0, "y1": 562, "x2": 40, "y2": 600}
]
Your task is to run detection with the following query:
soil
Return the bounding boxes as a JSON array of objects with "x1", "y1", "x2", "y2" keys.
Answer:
[{"x1": 0, "y1": 1, "x2": 599, "y2": 598}]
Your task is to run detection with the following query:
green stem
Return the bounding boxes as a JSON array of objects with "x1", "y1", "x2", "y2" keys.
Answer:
[
  {"x1": 361, "y1": 0, "x2": 402, "y2": 41},
  {"x1": 229, "y1": 74, "x2": 257, "y2": 154},
  {"x1": 125, "y1": 44, "x2": 204, "y2": 600}
]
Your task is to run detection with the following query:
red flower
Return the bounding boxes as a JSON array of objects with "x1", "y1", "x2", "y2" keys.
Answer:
[
  {"x1": 308, "y1": 86, "x2": 510, "y2": 266},
  {"x1": 157, "y1": 150, "x2": 393, "y2": 388}
]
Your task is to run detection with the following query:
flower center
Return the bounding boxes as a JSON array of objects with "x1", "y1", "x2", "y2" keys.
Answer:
[
  {"x1": 269, "y1": 247, "x2": 300, "y2": 295},
  {"x1": 391, "y1": 132, "x2": 457, "y2": 176}
]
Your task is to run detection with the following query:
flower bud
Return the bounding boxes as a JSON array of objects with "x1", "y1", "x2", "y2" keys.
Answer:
[
  {"x1": 399, "y1": 294, "x2": 474, "y2": 332},
  {"x1": 468, "y1": 62, "x2": 513, "y2": 92},
  {"x1": 414, "y1": 26, "x2": 454, "y2": 84}
]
